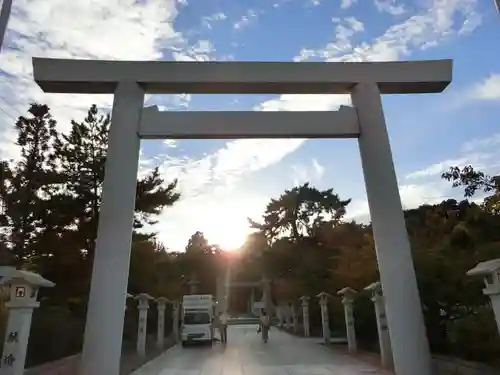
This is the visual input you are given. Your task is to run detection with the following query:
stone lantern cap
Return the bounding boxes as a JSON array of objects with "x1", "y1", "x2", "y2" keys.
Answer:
[
  {"x1": 337, "y1": 287, "x2": 357, "y2": 303},
  {"x1": 156, "y1": 297, "x2": 170, "y2": 306},
  {"x1": 135, "y1": 293, "x2": 154, "y2": 308},
  {"x1": 364, "y1": 281, "x2": 382, "y2": 293},
  {"x1": 299, "y1": 295, "x2": 310, "y2": 303},
  {"x1": 467, "y1": 259, "x2": 500, "y2": 295},
  {"x1": 337, "y1": 287, "x2": 357, "y2": 296},
  {"x1": 135, "y1": 293, "x2": 154, "y2": 301},
  {"x1": 0, "y1": 267, "x2": 55, "y2": 288},
  {"x1": 467, "y1": 259, "x2": 500, "y2": 277},
  {"x1": 0, "y1": 267, "x2": 54, "y2": 306},
  {"x1": 316, "y1": 292, "x2": 332, "y2": 300}
]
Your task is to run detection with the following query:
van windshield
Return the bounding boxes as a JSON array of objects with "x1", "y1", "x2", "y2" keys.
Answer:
[{"x1": 184, "y1": 311, "x2": 211, "y2": 325}]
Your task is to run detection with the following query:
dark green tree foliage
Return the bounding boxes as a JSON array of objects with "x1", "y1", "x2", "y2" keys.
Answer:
[
  {"x1": 249, "y1": 182, "x2": 350, "y2": 242},
  {"x1": 51, "y1": 105, "x2": 181, "y2": 261},
  {"x1": 0, "y1": 104, "x2": 57, "y2": 267}
]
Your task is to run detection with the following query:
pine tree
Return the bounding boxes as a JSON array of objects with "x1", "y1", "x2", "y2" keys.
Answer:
[
  {"x1": 53, "y1": 104, "x2": 181, "y2": 261},
  {"x1": 0, "y1": 104, "x2": 57, "y2": 267}
]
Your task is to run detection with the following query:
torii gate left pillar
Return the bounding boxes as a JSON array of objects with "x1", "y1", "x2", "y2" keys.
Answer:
[{"x1": 31, "y1": 57, "x2": 451, "y2": 375}]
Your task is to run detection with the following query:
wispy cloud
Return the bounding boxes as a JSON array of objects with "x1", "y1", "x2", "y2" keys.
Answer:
[
  {"x1": 233, "y1": 9, "x2": 261, "y2": 30},
  {"x1": 291, "y1": 159, "x2": 325, "y2": 185},
  {"x1": 374, "y1": 0, "x2": 406, "y2": 15},
  {"x1": 202, "y1": 12, "x2": 228, "y2": 29},
  {"x1": 468, "y1": 74, "x2": 500, "y2": 101},
  {"x1": 341, "y1": 0, "x2": 358, "y2": 9},
  {"x1": 0, "y1": 0, "x2": 191, "y2": 160}
]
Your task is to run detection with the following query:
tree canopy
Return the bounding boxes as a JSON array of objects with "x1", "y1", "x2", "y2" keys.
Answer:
[{"x1": 0, "y1": 105, "x2": 499, "y2": 367}]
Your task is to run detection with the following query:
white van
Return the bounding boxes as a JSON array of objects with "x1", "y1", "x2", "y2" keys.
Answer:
[{"x1": 181, "y1": 294, "x2": 214, "y2": 346}]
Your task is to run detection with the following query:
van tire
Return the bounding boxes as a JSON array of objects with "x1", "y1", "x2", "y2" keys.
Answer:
[{"x1": 181, "y1": 341, "x2": 187, "y2": 347}]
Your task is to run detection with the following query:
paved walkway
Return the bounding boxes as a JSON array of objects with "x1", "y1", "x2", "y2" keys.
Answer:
[{"x1": 131, "y1": 325, "x2": 386, "y2": 375}]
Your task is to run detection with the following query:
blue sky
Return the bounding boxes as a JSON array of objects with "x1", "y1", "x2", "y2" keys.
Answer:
[{"x1": 0, "y1": 0, "x2": 499, "y2": 251}]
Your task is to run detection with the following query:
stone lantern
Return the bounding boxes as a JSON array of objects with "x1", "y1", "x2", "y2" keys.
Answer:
[
  {"x1": 467, "y1": 259, "x2": 500, "y2": 334},
  {"x1": 299, "y1": 296, "x2": 310, "y2": 337},
  {"x1": 365, "y1": 281, "x2": 393, "y2": 369},
  {"x1": 135, "y1": 293, "x2": 154, "y2": 357},
  {"x1": 155, "y1": 297, "x2": 169, "y2": 349},
  {"x1": 0, "y1": 267, "x2": 54, "y2": 375},
  {"x1": 316, "y1": 292, "x2": 332, "y2": 345},
  {"x1": 337, "y1": 287, "x2": 357, "y2": 354}
]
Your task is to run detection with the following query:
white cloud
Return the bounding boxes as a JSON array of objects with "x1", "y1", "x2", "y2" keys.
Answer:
[
  {"x1": 341, "y1": 0, "x2": 358, "y2": 9},
  {"x1": 345, "y1": 181, "x2": 449, "y2": 223},
  {"x1": 202, "y1": 12, "x2": 228, "y2": 29},
  {"x1": 469, "y1": 74, "x2": 500, "y2": 101},
  {"x1": 374, "y1": 0, "x2": 406, "y2": 15},
  {"x1": 274, "y1": 0, "x2": 480, "y2": 114},
  {"x1": 291, "y1": 158, "x2": 325, "y2": 185},
  {"x1": 0, "y1": 0, "x2": 191, "y2": 160},
  {"x1": 462, "y1": 132, "x2": 500, "y2": 152},
  {"x1": 233, "y1": 9, "x2": 261, "y2": 30},
  {"x1": 172, "y1": 39, "x2": 218, "y2": 61},
  {"x1": 296, "y1": 0, "x2": 480, "y2": 63}
]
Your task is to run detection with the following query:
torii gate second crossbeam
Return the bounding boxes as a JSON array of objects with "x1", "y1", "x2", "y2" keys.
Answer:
[{"x1": 32, "y1": 57, "x2": 452, "y2": 375}]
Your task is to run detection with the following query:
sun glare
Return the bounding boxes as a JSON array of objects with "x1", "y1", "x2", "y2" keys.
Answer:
[{"x1": 203, "y1": 219, "x2": 250, "y2": 251}]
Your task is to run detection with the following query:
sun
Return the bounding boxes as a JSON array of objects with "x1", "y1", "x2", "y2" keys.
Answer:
[{"x1": 203, "y1": 218, "x2": 251, "y2": 251}]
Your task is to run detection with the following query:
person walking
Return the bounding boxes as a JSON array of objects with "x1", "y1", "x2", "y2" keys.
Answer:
[
  {"x1": 219, "y1": 311, "x2": 228, "y2": 343},
  {"x1": 259, "y1": 310, "x2": 271, "y2": 343}
]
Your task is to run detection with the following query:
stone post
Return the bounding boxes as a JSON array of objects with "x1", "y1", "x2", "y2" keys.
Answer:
[
  {"x1": 284, "y1": 303, "x2": 291, "y2": 329},
  {"x1": 0, "y1": 267, "x2": 55, "y2": 375},
  {"x1": 135, "y1": 293, "x2": 153, "y2": 357},
  {"x1": 337, "y1": 287, "x2": 357, "y2": 354},
  {"x1": 187, "y1": 275, "x2": 199, "y2": 295},
  {"x1": 317, "y1": 292, "x2": 331, "y2": 345},
  {"x1": 467, "y1": 259, "x2": 500, "y2": 334},
  {"x1": 365, "y1": 282, "x2": 393, "y2": 369},
  {"x1": 156, "y1": 297, "x2": 168, "y2": 350},
  {"x1": 172, "y1": 300, "x2": 180, "y2": 343},
  {"x1": 290, "y1": 302, "x2": 298, "y2": 333},
  {"x1": 261, "y1": 277, "x2": 272, "y2": 314},
  {"x1": 250, "y1": 288, "x2": 256, "y2": 315},
  {"x1": 125, "y1": 293, "x2": 133, "y2": 311},
  {"x1": 299, "y1": 296, "x2": 310, "y2": 337}
]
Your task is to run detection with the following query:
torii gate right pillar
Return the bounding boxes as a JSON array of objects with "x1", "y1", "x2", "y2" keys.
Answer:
[{"x1": 352, "y1": 83, "x2": 432, "y2": 375}]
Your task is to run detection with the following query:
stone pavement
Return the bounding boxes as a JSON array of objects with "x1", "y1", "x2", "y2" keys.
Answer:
[{"x1": 131, "y1": 325, "x2": 386, "y2": 375}]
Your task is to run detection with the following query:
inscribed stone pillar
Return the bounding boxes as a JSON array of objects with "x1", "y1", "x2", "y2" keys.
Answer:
[
  {"x1": 135, "y1": 293, "x2": 153, "y2": 357},
  {"x1": 172, "y1": 301, "x2": 180, "y2": 343},
  {"x1": 317, "y1": 292, "x2": 331, "y2": 345},
  {"x1": 337, "y1": 287, "x2": 357, "y2": 354},
  {"x1": 299, "y1": 296, "x2": 310, "y2": 337},
  {"x1": 0, "y1": 267, "x2": 55, "y2": 375},
  {"x1": 467, "y1": 259, "x2": 500, "y2": 335},
  {"x1": 262, "y1": 277, "x2": 272, "y2": 314},
  {"x1": 284, "y1": 303, "x2": 291, "y2": 329},
  {"x1": 216, "y1": 277, "x2": 225, "y2": 314},
  {"x1": 156, "y1": 297, "x2": 168, "y2": 349},
  {"x1": 290, "y1": 302, "x2": 298, "y2": 333},
  {"x1": 365, "y1": 282, "x2": 393, "y2": 368}
]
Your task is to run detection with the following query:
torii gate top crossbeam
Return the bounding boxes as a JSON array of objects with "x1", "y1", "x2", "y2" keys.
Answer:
[{"x1": 32, "y1": 58, "x2": 452, "y2": 95}]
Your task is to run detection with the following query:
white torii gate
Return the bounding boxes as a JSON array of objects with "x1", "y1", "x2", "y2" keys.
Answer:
[{"x1": 32, "y1": 57, "x2": 452, "y2": 375}]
